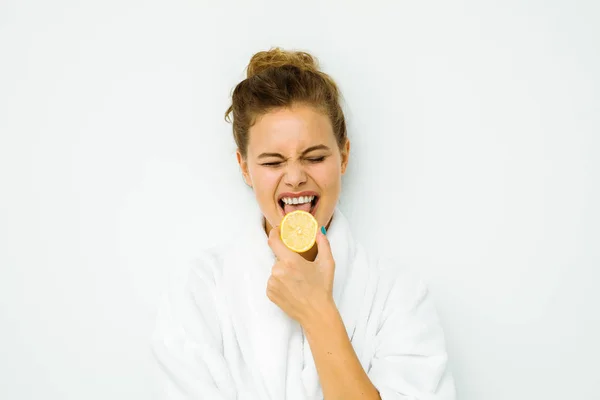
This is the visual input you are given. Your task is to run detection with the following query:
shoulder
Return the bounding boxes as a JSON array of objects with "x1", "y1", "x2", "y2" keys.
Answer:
[
  {"x1": 159, "y1": 242, "x2": 230, "y2": 311},
  {"x1": 154, "y1": 244, "x2": 229, "y2": 336},
  {"x1": 187, "y1": 243, "x2": 227, "y2": 285},
  {"x1": 371, "y1": 254, "x2": 430, "y2": 316},
  {"x1": 189, "y1": 228, "x2": 249, "y2": 281}
]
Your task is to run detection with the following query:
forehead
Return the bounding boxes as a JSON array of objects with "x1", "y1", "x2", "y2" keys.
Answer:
[{"x1": 248, "y1": 105, "x2": 335, "y2": 154}]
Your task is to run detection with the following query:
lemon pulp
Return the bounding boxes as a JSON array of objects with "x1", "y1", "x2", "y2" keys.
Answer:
[{"x1": 280, "y1": 210, "x2": 318, "y2": 253}]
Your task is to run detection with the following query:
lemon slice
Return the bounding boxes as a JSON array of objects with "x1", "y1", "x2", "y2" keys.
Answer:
[{"x1": 280, "y1": 210, "x2": 318, "y2": 253}]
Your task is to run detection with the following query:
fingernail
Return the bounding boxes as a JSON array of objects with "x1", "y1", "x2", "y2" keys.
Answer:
[{"x1": 321, "y1": 226, "x2": 327, "y2": 235}]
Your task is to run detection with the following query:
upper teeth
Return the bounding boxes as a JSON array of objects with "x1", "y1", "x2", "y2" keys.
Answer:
[{"x1": 281, "y1": 195, "x2": 315, "y2": 205}]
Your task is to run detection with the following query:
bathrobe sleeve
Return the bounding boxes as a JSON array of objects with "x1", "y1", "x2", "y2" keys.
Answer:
[
  {"x1": 151, "y1": 254, "x2": 236, "y2": 399},
  {"x1": 367, "y1": 266, "x2": 457, "y2": 400}
]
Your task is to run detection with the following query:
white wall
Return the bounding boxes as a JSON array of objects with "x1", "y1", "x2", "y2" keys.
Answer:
[{"x1": 1, "y1": 1, "x2": 598, "y2": 399}]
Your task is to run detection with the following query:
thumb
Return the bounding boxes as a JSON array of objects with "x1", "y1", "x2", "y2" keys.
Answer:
[{"x1": 315, "y1": 226, "x2": 334, "y2": 267}]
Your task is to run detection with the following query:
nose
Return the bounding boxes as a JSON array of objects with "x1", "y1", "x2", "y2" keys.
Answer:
[{"x1": 283, "y1": 161, "x2": 307, "y2": 188}]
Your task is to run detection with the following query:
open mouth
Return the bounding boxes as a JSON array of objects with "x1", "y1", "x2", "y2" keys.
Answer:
[{"x1": 278, "y1": 195, "x2": 319, "y2": 216}]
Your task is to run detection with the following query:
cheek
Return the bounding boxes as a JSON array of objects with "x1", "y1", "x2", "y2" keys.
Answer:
[
  {"x1": 252, "y1": 169, "x2": 280, "y2": 196},
  {"x1": 312, "y1": 162, "x2": 341, "y2": 191}
]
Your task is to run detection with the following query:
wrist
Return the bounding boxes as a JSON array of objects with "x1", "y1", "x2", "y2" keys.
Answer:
[{"x1": 301, "y1": 296, "x2": 340, "y2": 335}]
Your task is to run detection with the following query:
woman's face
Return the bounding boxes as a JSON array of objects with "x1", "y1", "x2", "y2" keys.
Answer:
[{"x1": 236, "y1": 103, "x2": 350, "y2": 237}]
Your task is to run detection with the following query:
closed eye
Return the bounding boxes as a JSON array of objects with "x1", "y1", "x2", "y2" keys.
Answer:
[{"x1": 261, "y1": 156, "x2": 326, "y2": 167}]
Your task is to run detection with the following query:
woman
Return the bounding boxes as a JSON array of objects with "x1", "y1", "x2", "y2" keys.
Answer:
[{"x1": 152, "y1": 47, "x2": 457, "y2": 399}]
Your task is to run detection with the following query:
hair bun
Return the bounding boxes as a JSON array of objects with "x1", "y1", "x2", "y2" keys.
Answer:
[{"x1": 246, "y1": 47, "x2": 320, "y2": 78}]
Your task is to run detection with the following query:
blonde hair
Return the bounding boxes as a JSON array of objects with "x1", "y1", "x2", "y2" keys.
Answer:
[{"x1": 224, "y1": 47, "x2": 348, "y2": 159}]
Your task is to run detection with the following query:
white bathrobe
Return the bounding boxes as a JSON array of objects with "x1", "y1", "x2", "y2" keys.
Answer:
[{"x1": 151, "y1": 206, "x2": 457, "y2": 399}]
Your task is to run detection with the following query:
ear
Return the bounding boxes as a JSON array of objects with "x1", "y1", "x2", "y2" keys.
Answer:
[
  {"x1": 236, "y1": 149, "x2": 253, "y2": 187},
  {"x1": 340, "y1": 139, "x2": 350, "y2": 175}
]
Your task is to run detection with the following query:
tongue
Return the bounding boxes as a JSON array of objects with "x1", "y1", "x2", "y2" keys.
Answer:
[{"x1": 284, "y1": 202, "x2": 312, "y2": 214}]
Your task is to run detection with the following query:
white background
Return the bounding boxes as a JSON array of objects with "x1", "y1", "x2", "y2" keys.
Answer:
[{"x1": 1, "y1": 1, "x2": 599, "y2": 399}]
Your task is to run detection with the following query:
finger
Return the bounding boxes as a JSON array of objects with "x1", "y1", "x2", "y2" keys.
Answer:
[
  {"x1": 315, "y1": 226, "x2": 334, "y2": 265},
  {"x1": 267, "y1": 225, "x2": 298, "y2": 262},
  {"x1": 271, "y1": 262, "x2": 286, "y2": 278},
  {"x1": 315, "y1": 228, "x2": 336, "y2": 293},
  {"x1": 266, "y1": 277, "x2": 279, "y2": 303}
]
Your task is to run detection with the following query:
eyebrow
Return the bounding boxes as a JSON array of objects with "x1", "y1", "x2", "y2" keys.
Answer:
[{"x1": 257, "y1": 144, "x2": 331, "y2": 159}]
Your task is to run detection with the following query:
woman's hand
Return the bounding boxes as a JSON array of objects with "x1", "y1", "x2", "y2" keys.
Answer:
[{"x1": 266, "y1": 225, "x2": 336, "y2": 326}]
